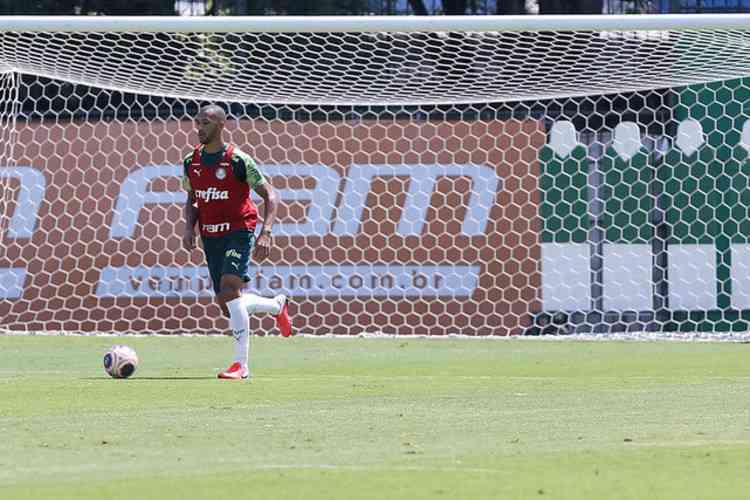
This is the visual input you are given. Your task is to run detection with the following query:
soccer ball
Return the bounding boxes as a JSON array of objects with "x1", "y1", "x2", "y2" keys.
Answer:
[{"x1": 103, "y1": 345, "x2": 139, "y2": 379}]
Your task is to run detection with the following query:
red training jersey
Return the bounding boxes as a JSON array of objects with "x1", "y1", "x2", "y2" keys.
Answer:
[{"x1": 185, "y1": 144, "x2": 259, "y2": 238}]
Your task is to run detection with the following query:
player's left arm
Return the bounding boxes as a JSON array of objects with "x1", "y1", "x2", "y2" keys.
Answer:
[
  {"x1": 236, "y1": 151, "x2": 279, "y2": 261},
  {"x1": 182, "y1": 155, "x2": 198, "y2": 252},
  {"x1": 253, "y1": 181, "x2": 279, "y2": 261}
]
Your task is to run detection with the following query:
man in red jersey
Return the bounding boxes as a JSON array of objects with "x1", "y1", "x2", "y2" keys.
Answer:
[{"x1": 182, "y1": 104, "x2": 292, "y2": 380}]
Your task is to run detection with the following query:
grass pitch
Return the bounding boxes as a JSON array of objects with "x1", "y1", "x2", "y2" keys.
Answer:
[{"x1": 0, "y1": 335, "x2": 749, "y2": 500}]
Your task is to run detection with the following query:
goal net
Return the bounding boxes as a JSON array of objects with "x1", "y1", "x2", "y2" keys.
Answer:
[{"x1": 2, "y1": 15, "x2": 750, "y2": 335}]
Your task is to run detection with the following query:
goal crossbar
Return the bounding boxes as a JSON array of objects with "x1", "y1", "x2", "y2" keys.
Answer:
[{"x1": 1, "y1": 14, "x2": 749, "y2": 34}]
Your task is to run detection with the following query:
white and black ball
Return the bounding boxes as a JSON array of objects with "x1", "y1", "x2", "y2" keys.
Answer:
[{"x1": 103, "y1": 345, "x2": 139, "y2": 379}]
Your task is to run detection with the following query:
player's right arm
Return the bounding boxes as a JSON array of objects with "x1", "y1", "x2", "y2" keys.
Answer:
[
  {"x1": 183, "y1": 190, "x2": 199, "y2": 251},
  {"x1": 182, "y1": 155, "x2": 199, "y2": 251}
]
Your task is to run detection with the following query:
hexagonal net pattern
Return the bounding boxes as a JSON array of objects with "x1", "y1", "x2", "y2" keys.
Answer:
[
  {"x1": 1, "y1": 27, "x2": 750, "y2": 105},
  {"x1": 2, "y1": 21, "x2": 750, "y2": 336}
]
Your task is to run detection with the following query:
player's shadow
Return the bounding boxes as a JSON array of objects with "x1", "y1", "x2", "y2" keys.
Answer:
[
  {"x1": 81, "y1": 376, "x2": 216, "y2": 381},
  {"x1": 129, "y1": 376, "x2": 217, "y2": 380}
]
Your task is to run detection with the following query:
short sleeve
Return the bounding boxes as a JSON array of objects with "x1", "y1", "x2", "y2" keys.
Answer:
[
  {"x1": 182, "y1": 154, "x2": 193, "y2": 192},
  {"x1": 232, "y1": 149, "x2": 266, "y2": 189}
]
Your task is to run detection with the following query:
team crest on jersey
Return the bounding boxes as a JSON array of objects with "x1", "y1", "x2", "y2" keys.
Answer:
[{"x1": 215, "y1": 167, "x2": 227, "y2": 180}]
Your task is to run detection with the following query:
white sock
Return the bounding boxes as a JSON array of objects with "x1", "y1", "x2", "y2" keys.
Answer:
[
  {"x1": 226, "y1": 297, "x2": 250, "y2": 369},
  {"x1": 241, "y1": 293, "x2": 282, "y2": 315}
]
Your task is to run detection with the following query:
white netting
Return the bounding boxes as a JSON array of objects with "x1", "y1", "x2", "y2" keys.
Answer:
[
  {"x1": 2, "y1": 16, "x2": 750, "y2": 335},
  {"x1": 0, "y1": 70, "x2": 20, "y2": 305},
  {"x1": 1, "y1": 28, "x2": 750, "y2": 105}
]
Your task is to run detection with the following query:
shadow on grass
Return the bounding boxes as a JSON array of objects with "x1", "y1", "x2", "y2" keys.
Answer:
[{"x1": 80, "y1": 376, "x2": 217, "y2": 381}]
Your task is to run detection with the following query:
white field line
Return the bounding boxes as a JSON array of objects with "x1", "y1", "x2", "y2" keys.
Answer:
[
  {"x1": 2, "y1": 328, "x2": 750, "y2": 343},
  {"x1": 6, "y1": 443, "x2": 750, "y2": 484},
  {"x1": 2, "y1": 463, "x2": 506, "y2": 475},
  {"x1": 0, "y1": 463, "x2": 510, "y2": 487}
]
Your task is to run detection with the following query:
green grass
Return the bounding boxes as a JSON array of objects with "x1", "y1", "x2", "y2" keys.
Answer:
[{"x1": 1, "y1": 335, "x2": 749, "y2": 500}]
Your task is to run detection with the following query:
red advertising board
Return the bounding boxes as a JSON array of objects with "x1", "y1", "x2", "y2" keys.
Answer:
[{"x1": 0, "y1": 117, "x2": 544, "y2": 335}]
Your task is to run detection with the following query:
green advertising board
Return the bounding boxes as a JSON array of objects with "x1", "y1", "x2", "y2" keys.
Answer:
[{"x1": 540, "y1": 79, "x2": 750, "y2": 332}]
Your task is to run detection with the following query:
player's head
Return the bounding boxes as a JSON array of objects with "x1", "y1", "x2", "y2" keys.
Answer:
[{"x1": 195, "y1": 104, "x2": 226, "y2": 145}]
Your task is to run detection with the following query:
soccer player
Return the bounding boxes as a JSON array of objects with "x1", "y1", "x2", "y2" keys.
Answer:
[{"x1": 182, "y1": 104, "x2": 292, "y2": 380}]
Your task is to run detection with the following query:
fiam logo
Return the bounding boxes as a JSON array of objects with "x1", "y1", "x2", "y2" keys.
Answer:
[
  {"x1": 109, "y1": 163, "x2": 501, "y2": 239},
  {"x1": 1, "y1": 163, "x2": 501, "y2": 240},
  {"x1": 0, "y1": 167, "x2": 46, "y2": 239},
  {"x1": 203, "y1": 222, "x2": 230, "y2": 233},
  {"x1": 1, "y1": 163, "x2": 498, "y2": 301},
  {"x1": 225, "y1": 249, "x2": 242, "y2": 259},
  {"x1": 0, "y1": 167, "x2": 45, "y2": 299},
  {"x1": 194, "y1": 187, "x2": 229, "y2": 202}
]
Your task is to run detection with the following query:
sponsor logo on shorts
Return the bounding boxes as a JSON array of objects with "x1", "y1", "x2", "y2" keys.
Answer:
[
  {"x1": 202, "y1": 222, "x2": 231, "y2": 233},
  {"x1": 225, "y1": 249, "x2": 242, "y2": 259}
]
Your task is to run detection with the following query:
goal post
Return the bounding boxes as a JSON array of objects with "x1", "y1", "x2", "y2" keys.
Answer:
[{"x1": 1, "y1": 15, "x2": 750, "y2": 335}]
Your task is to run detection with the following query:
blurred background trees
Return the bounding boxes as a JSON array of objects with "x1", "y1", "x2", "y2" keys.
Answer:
[
  {"x1": 1, "y1": 0, "x2": 710, "y2": 16},
  {"x1": 0, "y1": 1, "x2": 745, "y2": 19},
  {"x1": 0, "y1": 0, "x2": 175, "y2": 14}
]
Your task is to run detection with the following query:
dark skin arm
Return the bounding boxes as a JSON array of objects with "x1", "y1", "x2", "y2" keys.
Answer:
[
  {"x1": 183, "y1": 190, "x2": 199, "y2": 251},
  {"x1": 253, "y1": 181, "x2": 279, "y2": 261}
]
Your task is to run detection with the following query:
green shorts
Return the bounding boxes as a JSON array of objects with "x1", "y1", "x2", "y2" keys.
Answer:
[{"x1": 201, "y1": 230, "x2": 255, "y2": 295}]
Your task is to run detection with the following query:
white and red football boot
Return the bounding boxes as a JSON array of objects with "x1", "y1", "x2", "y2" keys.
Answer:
[
  {"x1": 217, "y1": 362, "x2": 249, "y2": 380},
  {"x1": 275, "y1": 294, "x2": 293, "y2": 338}
]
